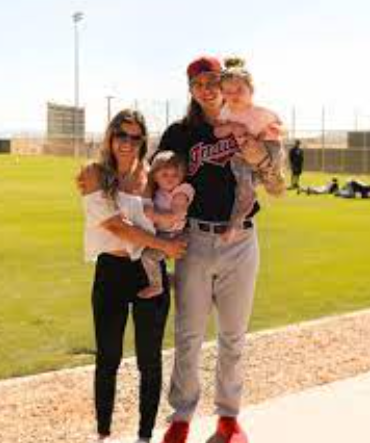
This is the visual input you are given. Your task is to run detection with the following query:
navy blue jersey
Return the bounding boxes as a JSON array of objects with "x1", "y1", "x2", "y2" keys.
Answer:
[{"x1": 156, "y1": 120, "x2": 259, "y2": 222}]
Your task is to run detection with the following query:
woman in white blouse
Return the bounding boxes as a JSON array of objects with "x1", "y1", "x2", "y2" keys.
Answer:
[{"x1": 77, "y1": 109, "x2": 186, "y2": 443}]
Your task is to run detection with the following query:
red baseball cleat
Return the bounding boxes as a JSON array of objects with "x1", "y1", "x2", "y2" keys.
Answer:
[
  {"x1": 160, "y1": 421, "x2": 190, "y2": 443},
  {"x1": 206, "y1": 417, "x2": 249, "y2": 443}
]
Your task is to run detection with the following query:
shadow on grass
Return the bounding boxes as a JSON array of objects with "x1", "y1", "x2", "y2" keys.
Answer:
[{"x1": 69, "y1": 347, "x2": 96, "y2": 356}]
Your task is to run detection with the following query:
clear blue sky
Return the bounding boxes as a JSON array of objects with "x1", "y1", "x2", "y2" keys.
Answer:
[{"x1": 1, "y1": 0, "x2": 370, "y2": 134}]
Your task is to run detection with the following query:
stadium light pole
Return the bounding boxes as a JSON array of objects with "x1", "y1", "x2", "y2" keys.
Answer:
[
  {"x1": 321, "y1": 106, "x2": 326, "y2": 172},
  {"x1": 354, "y1": 108, "x2": 359, "y2": 131},
  {"x1": 291, "y1": 106, "x2": 296, "y2": 140},
  {"x1": 106, "y1": 95, "x2": 115, "y2": 124},
  {"x1": 72, "y1": 11, "x2": 84, "y2": 157}
]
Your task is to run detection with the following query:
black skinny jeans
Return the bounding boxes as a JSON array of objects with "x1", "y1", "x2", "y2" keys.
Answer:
[{"x1": 92, "y1": 253, "x2": 170, "y2": 439}]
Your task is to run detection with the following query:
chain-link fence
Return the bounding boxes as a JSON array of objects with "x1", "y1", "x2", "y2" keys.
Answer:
[
  {"x1": 2, "y1": 101, "x2": 370, "y2": 174},
  {"x1": 282, "y1": 106, "x2": 370, "y2": 174},
  {"x1": 285, "y1": 129, "x2": 370, "y2": 174}
]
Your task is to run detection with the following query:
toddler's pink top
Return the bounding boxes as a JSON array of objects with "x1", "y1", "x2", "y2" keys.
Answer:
[
  {"x1": 154, "y1": 183, "x2": 195, "y2": 232},
  {"x1": 220, "y1": 105, "x2": 283, "y2": 141}
]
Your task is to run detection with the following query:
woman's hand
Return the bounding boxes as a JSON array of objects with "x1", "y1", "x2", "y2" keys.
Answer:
[
  {"x1": 76, "y1": 163, "x2": 101, "y2": 195},
  {"x1": 161, "y1": 238, "x2": 187, "y2": 259}
]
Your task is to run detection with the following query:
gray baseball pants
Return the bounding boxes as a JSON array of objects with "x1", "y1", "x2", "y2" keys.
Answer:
[{"x1": 168, "y1": 222, "x2": 259, "y2": 421}]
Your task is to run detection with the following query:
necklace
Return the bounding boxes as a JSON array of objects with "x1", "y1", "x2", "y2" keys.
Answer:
[
  {"x1": 118, "y1": 163, "x2": 144, "y2": 194},
  {"x1": 118, "y1": 171, "x2": 134, "y2": 192}
]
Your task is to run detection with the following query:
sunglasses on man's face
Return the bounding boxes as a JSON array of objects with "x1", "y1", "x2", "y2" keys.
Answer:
[
  {"x1": 190, "y1": 75, "x2": 221, "y2": 91},
  {"x1": 113, "y1": 130, "x2": 145, "y2": 147}
]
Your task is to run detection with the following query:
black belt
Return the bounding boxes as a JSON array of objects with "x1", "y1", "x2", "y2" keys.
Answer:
[{"x1": 186, "y1": 219, "x2": 253, "y2": 234}]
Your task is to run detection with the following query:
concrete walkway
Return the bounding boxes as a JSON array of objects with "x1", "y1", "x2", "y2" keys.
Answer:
[{"x1": 143, "y1": 371, "x2": 370, "y2": 443}]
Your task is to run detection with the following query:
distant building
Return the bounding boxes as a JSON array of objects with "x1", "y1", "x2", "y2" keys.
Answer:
[
  {"x1": 0, "y1": 139, "x2": 11, "y2": 154},
  {"x1": 45, "y1": 102, "x2": 85, "y2": 156},
  {"x1": 347, "y1": 131, "x2": 370, "y2": 150}
]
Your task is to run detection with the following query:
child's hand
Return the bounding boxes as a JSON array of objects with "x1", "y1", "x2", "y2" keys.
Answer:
[
  {"x1": 259, "y1": 121, "x2": 283, "y2": 141},
  {"x1": 214, "y1": 121, "x2": 249, "y2": 139},
  {"x1": 76, "y1": 163, "x2": 101, "y2": 195},
  {"x1": 165, "y1": 211, "x2": 185, "y2": 227},
  {"x1": 144, "y1": 205, "x2": 155, "y2": 221}
]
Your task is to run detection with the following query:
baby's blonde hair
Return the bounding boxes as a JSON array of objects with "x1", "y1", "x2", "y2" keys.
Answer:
[{"x1": 222, "y1": 56, "x2": 254, "y2": 92}]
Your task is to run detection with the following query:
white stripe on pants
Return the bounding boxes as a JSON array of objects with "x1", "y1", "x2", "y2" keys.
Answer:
[{"x1": 169, "y1": 225, "x2": 259, "y2": 421}]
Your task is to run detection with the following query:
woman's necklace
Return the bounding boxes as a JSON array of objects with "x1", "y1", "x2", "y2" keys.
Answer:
[
  {"x1": 118, "y1": 171, "x2": 134, "y2": 192},
  {"x1": 118, "y1": 163, "x2": 144, "y2": 194}
]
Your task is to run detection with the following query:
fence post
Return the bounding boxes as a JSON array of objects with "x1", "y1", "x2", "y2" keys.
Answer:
[
  {"x1": 321, "y1": 106, "x2": 326, "y2": 172},
  {"x1": 363, "y1": 131, "x2": 368, "y2": 175},
  {"x1": 290, "y1": 106, "x2": 296, "y2": 140},
  {"x1": 165, "y1": 100, "x2": 170, "y2": 130}
]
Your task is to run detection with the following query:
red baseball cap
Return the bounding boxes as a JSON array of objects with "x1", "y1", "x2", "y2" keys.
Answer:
[{"x1": 187, "y1": 56, "x2": 222, "y2": 82}]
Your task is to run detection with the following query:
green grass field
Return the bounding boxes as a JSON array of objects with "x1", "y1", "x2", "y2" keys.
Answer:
[{"x1": 1, "y1": 154, "x2": 369, "y2": 380}]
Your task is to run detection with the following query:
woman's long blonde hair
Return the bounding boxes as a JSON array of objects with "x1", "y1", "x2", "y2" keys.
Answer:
[{"x1": 97, "y1": 109, "x2": 148, "y2": 199}]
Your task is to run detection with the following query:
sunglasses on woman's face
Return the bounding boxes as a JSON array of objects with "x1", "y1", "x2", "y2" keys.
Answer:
[{"x1": 114, "y1": 130, "x2": 145, "y2": 147}]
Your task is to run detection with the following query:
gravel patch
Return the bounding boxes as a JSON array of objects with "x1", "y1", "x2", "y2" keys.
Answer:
[{"x1": 1, "y1": 309, "x2": 370, "y2": 443}]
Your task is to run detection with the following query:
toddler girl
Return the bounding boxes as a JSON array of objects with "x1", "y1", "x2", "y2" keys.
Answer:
[
  {"x1": 215, "y1": 56, "x2": 285, "y2": 241},
  {"x1": 139, "y1": 151, "x2": 194, "y2": 298}
]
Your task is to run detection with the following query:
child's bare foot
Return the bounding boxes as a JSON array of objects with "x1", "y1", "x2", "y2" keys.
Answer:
[{"x1": 138, "y1": 285, "x2": 162, "y2": 299}]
